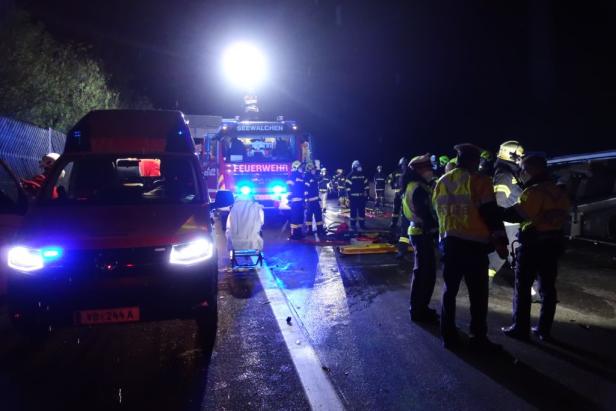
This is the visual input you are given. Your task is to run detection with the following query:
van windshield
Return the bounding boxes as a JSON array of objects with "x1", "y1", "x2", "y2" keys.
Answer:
[
  {"x1": 223, "y1": 134, "x2": 295, "y2": 163},
  {"x1": 45, "y1": 154, "x2": 201, "y2": 205}
]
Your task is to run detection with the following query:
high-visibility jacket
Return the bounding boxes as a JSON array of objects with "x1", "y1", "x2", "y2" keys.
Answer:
[
  {"x1": 493, "y1": 159, "x2": 523, "y2": 208},
  {"x1": 402, "y1": 179, "x2": 435, "y2": 236},
  {"x1": 432, "y1": 167, "x2": 496, "y2": 243},
  {"x1": 386, "y1": 171, "x2": 403, "y2": 191},
  {"x1": 514, "y1": 179, "x2": 570, "y2": 233},
  {"x1": 374, "y1": 171, "x2": 386, "y2": 190},
  {"x1": 287, "y1": 170, "x2": 305, "y2": 201},
  {"x1": 318, "y1": 175, "x2": 330, "y2": 192},
  {"x1": 346, "y1": 170, "x2": 369, "y2": 197},
  {"x1": 304, "y1": 172, "x2": 320, "y2": 201}
]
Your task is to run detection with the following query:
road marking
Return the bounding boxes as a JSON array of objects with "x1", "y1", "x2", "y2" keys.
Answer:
[{"x1": 257, "y1": 263, "x2": 345, "y2": 411}]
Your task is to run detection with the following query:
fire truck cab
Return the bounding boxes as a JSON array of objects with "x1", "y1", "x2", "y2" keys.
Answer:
[{"x1": 203, "y1": 118, "x2": 312, "y2": 209}]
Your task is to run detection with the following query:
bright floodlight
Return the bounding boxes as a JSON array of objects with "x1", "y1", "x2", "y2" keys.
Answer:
[{"x1": 222, "y1": 42, "x2": 267, "y2": 90}]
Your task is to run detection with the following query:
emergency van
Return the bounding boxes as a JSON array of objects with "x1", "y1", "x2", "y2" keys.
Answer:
[{"x1": 4, "y1": 110, "x2": 229, "y2": 337}]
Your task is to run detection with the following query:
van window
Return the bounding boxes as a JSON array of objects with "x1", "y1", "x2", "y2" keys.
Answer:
[
  {"x1": 47, "y1": 155, "x2": 200, "y2": 205},
  {"x1": 551, "y1": 158, "x2": 616, "y2": 203}
]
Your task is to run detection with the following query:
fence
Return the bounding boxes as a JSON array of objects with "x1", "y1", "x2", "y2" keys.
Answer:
[{"x1": 0, "y1": 116, "x2": 65, "y2": 179}]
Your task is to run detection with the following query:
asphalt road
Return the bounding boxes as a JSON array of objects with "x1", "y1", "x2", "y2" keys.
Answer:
[{"x1": 0, "y1": 199, "x2": 615, "y2": 410}]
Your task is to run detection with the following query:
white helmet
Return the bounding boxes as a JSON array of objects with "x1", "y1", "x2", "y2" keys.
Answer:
[
  {"x1": 351, "y1": 160, "x2": 361, "y2": 170},
  {"x1": 40, "y1": 152, "x2": 60, "y2": 170}
]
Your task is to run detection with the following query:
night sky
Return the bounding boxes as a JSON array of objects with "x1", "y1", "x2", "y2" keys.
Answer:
[{"x1": 17, "y1": 0, "x2": 616, "y2": 171}]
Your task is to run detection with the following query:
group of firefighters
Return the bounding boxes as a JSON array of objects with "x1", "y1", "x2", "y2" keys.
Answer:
[{"x1": 288, "y1": 140, "x2": 570, "y2": 350}]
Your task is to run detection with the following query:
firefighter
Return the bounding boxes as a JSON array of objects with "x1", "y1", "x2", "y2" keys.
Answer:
[
  {"x1": 333, "y1": 168, "x2": 349, "y2": 209},
  {"x1": 346, "y1": 160, "x2": 369, "y2": 229},
  {"x1": 318, "y1": 167, "x2": 330, "y2": 213},
  {"x1": 373, "y1": 165, "x2": 386, "y2": 209},
  {"x1": 287, "y1": 160, "x2": 305, "y2": 240},
  {"x1": 21, "y1": 152, "x2": 60, "y2": 198},
  {"x1": 402, "y1": 154, "x2": 438, "y2": 323},
  {"x1": 387, "y1": 157, "x2": 407, "y2": 228},
  {"x1": 501, "y1": 153, "x2": 570, "y2": 341},
  {"x1": 433, "y1": 143, "x2": 509, "y2": 350},
  {"x1": 490, "y1": 141, "x2": 526, "y2": 277},
  {"x1": 304, "y1": 162, "x2": 326, "y2": 235}
]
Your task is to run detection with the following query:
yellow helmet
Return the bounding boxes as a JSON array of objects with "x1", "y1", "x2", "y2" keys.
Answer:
[{"x1": 497, "y1": 141, "x2": 525, "y2": 162}]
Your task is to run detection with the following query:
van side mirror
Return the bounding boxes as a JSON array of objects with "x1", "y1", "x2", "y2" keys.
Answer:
[{"x1": 212, "y1": 190, "x2": 234, "y2": 209}]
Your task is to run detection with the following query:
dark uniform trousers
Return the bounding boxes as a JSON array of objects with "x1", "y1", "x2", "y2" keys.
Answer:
[
  {"x1": 391, "y1": 189, "x2": 402, "y2": 225},
  {"x1": 441, "y1": 237, "x2": 490, "y2": 340},
  {"x1": 375, "y1": 189, "x2": 385, "y2": 208},
  {"x1": 349, "y1": 195, "x2": 366, "y2": 227},
  {"x1": 513, "y1": 239, "x2": 563, "y2": 334},
  {"x1": 410, "y1": 234, "x2": 436, "y2": 315},
  {"x1": 305, "y1": 199, "x2": 323, "y2": 231},
  {"x1": 290, "y1": 199, "x2": 304, "y2": 234}
]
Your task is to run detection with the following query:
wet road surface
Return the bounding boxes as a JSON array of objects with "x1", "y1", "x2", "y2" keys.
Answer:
[{"x1": 0, "y1": 200, "x2": 615, "y2": 410}]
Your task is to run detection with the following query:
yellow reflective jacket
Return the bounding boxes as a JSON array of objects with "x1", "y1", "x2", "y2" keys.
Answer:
[
  {"x1": 402, "y1": 180, "x2": 433, "y2": 236},
  {"x1": 432, "y1": 167, "x2": 495, "y2": 243},
  {"x1": 514, "y1": 180, "x2": 570, "y2": 232}
]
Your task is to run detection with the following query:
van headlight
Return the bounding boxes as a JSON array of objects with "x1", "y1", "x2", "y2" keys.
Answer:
[
  {"x1": 8, "y1": 246, "x2": 63, "y2": 273},
  {"x1": 169, "y1": 238, "x2": 213, "y2": 265},
  {"x1": 8, "y1": 247, "x2": 45, "y2": 272}
]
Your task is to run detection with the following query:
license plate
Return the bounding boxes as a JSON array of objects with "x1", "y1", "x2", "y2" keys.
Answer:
[{"x1": 76, "y1": 306, "x2": 140, "y2": 325}]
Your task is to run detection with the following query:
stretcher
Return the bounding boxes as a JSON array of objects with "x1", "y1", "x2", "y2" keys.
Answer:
[
  {"x1": 230, "y1": 249, "x2": 263, "y2": 270},
  {"x1": 338, "y1": 243, "x2": 398, "y2": 255}
]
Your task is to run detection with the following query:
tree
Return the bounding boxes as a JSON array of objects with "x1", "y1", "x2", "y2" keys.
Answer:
[{"x1": 0, "y1": 10, "x2": 119, "y2": 131}]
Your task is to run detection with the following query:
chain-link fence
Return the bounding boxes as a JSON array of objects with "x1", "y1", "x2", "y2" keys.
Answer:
[{"x1": 0, "y1": 116, "x2": 65, "y2": 179}]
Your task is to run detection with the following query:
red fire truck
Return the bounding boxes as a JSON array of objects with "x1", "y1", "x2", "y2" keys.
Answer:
[{"x1": 203, "y1": 117, "x2": 313, "y2": 209}]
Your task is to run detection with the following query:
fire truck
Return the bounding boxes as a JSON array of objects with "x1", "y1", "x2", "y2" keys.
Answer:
[{"x1": 202, "y1": 117, "x2": 313, "y2": 209}]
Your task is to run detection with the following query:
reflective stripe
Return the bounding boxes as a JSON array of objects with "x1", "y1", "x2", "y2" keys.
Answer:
[
  {"x1": 319, "y1": 189, "x2": 328, "y2": 193},
  {"x1": 290, "y1": 224, "x2": 302, "y2": 229},
  {"x1": 287, "y1": 180, "x2": 294, "y2": 185},
  {"x1": 350, "y1": 193, "x2": 365, "y2": 197},
  {"x1": 399, "y1": 236, "x2": 410, "y2": 244},
  {"x1": 494, "y1": 184, "x2": 511, "y2": 198},
  {"x1": 290, "y1": 198, "x2": 304, "y2": 202},
  {"x1": 307, "y1": 196, "x2": 319, "y2": 201}
]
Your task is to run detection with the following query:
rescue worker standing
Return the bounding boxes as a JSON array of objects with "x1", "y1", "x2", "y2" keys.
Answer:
[
  {"x1": 501, "y1": 154, "x2": 570, "y2": 341},
  {"x1": 402, "y1": 154, "x2": 438, "y2": 323},
  {"x1": 287, "y1": 160, "x2": 305, "y2": 240},
  {"x1": 346, "y1": 160, "x2": 369, "y2": 229},
  {"x1": 304, "y1": 162, "x2": 326, "y2": 236},
  {"x1": 490, "y1": 141, "x2": 526, "y2": 277},
  {"x1": 318, "y1": 167, "x2": 330, "y2": 214},
  {"x1": 373, "y1": 165, "x2": 386, "y2": 209},
  {"x1": 433, "y1": 144, "x2": 509, "y2": 350},
  {"x1": 333, "y1": 168, "x2": 349, "y2": 209},
  {"x1": 387, "y1": 157, "x2": 407, "y2": 228}
]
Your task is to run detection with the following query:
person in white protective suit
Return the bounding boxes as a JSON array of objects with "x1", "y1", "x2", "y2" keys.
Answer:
[{"x1": 225, "y1": 197, "x2": 265, "y2": 252}]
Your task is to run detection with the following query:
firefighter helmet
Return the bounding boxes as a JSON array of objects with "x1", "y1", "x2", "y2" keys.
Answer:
[
  {"x1": 320, "y1": 167, "x2": 327, "y2": 175},
  {"x1": 336, "y1": 168, "x2": 343, "y2": 174},
  {"x1": 291, "y1": 160, "x2": 302, "y2": 171},
  {"x1": 306, "y1": 161, "x2": 315, "y2": 171},
  {"x1": 398, "y1": 157, "x2": 408, "y2": 167},
  {"x1": 438, "y1": 155, "x2": 450, "y2": 167},
  {"x1": 376, "y1": 165, "x2": 383, "y2": 171},
  {"x1": 351, "y1": 160, "x2": 361, "y2": 170},
  {"x1": 409, "y1": 154, "x2": 432, "y2": 170},
  {"x1": 497, "y1": 141, "x2": 525, "y2": 162},
  {"x1": 40, "y1": 152, "x2": 60, "y2": 170}
]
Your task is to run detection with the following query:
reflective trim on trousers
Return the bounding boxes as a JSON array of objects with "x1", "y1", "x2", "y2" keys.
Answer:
[
  {"x1": 306, "y1": 196, "x2": 319, "y2": 201},
  {"x1": 290, "y1": 223, "x2": 302, "y2": 229}
]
